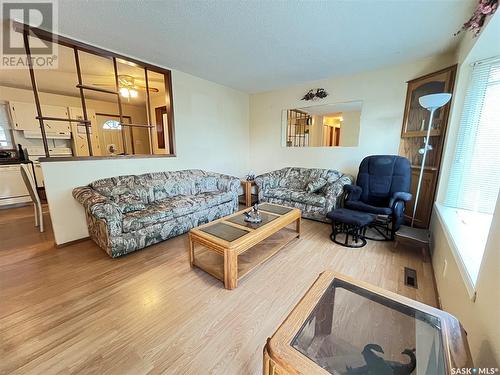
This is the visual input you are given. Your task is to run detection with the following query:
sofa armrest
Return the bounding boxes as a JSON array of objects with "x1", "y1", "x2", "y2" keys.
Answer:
[
  {"x1": 73, "y1": 186, "x2": 123, "y2": 235},
  {"x1": 324, "y1": 174, "x2": 354, "y2": 212}
]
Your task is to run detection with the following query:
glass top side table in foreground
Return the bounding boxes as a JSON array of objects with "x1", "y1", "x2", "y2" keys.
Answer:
[{"x1": 264, "y1": 272, "x2": 472, "y2": 375}]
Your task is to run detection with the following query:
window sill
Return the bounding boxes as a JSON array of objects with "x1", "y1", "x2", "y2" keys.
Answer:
[
  {"x1": 434, "y1": 203, "x2": 492, "y2": 300},
  {"x1": 39, "y1": 153, "x2": 176, "y2": 162}
]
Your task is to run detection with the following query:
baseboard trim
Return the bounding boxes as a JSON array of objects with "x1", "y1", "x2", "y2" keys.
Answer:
[
  {"x1": 0, "y1": 202, "x2": 32, "y2": 210},
  {"x1": 55, "y1": 237, "x2": 91, "y2": 248}
]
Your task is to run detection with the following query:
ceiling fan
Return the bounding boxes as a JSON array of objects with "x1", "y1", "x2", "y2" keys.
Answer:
[{"x1": 92, "y1": 75, "x2": 159, "y2": 98}]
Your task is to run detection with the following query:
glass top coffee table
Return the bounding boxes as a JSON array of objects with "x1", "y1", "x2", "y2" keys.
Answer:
[
  {"x1": 188, "y1": 203, "x2": 301, "y2": 289},
  {"x1": 264, "y1": 272, "x2": 472, "y2": 375}
]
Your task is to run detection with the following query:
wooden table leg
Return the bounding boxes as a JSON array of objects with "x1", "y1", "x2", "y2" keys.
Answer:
[
  {"x1": 392, "y1": 239, "x2": 399, "y2": 253},
  {"x1": 296, "y1": 217, "x2": 301, "y2": 238},
  {"x1": 189, "y1": 234, "x2": 195, "y2": 268},
  {"x1": 245, "y1": 182, "x2": 252, "y2": 207},
  {"x1": 224, "y1": 249, "x2": 238, "y2": 290}
]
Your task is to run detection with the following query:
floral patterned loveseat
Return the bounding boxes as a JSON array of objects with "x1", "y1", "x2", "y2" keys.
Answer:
[
  {"x1": 255, "y1": 167, "x2": 353, "y2": 222},
  {"x1": 73, "y1": 169, "x2": 239, "y2": 258}
]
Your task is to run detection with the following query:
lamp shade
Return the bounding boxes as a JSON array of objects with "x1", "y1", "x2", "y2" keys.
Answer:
[{"x1": 419, "y1": 93, "x2": 452, "y2": 110}]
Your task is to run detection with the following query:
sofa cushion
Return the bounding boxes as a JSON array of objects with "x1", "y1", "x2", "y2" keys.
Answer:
[
  {"x1": 273, "y1": 168, "x2": 343, "y2": 191},
  {"x1": 290, "y1": 191, "x2": 326, "y2": 207},
  {"x1": 114, "y1": 193, "x2": 146, "y2": 213},
  {"x1": 90, "y1": 175, "x2": 149, "y2": 204},
  {"x1": 143, "y1": 176, "x2": 197, "y2": 202},
  {"x1": 279, "y1": 168, "x2": 311, "y2": 190},
  {"x1": 263, "y1": 188, "x2": 295, "y2": 200},
  {"x1": 306, "y1": 178, "x2": 328, "y2": 193},
  {"x1": 122, "y1": 191, "x2": 234, "y2": 233},
  {"x1": 264, "y1": 188, "x2": 326, "y2": 208},
  {"x1": 135, "y1": 170, "x2": 212, "y2": 203},
  {"x1": 195, "y1": 176, "x2": 219, "y2": 194}
]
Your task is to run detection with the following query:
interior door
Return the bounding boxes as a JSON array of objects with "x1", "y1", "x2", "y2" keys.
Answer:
[
  {"x1": 96, "y1": 114, "x2": 132, "y2": 155},
  {"x1": 155, "y1": 106, "x2": 167, "y2": 149}
]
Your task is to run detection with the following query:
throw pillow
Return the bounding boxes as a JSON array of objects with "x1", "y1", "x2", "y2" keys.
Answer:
[{"x1": 306, "y1": 178, "x2": 327, "y2": 193}]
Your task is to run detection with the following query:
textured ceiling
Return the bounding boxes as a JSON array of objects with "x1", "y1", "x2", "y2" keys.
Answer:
[{"x1": 6, "y1": 0, "x2": 475, "y2": 93}]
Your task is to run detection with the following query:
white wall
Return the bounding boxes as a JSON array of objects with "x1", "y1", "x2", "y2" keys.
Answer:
[
  {"x1": 430, "y1": 13, "x2": 500, "y2": 367},
  {"x1": 42, "y1": 69, "x2": 249, "y2": 245},
  {"x1": 249, "y1": 53, "x2": 456, "y2": 177}
]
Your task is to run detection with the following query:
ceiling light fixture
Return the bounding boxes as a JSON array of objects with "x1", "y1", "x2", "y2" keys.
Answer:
[
  {"x1": 119, "y1": 87, "x2": 139, "y2": 99},
  {"x1": 119, "y1": 87, "x2": 130, "y2": 98}
]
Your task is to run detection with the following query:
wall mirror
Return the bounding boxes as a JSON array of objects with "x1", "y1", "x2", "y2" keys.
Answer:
[{"x1": 282, "y1": 101, "x2": 362, "y2": 147}]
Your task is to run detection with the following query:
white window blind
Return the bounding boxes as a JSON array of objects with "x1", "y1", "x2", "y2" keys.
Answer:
[
  {"x1": 0, "y1": 103, "x2": 14, "y2": 149},
  {"x1": 445, "y1": 58, "x2": 500, "y2": 214},
  {"x1": 439, "y1": 57, "x2": 500, "y2": 287}
]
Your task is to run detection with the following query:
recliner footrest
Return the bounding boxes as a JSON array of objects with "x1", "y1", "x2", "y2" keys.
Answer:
[{"x1": 326, "y1": 208, "x2": 376, "y2": 248}]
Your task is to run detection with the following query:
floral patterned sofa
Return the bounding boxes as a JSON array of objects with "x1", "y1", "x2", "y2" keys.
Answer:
[
  {"x1": 73, "y1": 169, "x2": 240, "y2": 258},
  {"x1": 255, "y1": 167, "x2": 353, "y2": 222}
]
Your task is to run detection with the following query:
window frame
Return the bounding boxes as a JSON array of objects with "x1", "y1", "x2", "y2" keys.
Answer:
[
  {"x1": 102, "y1": 120, "x2": 122, "y2": 130},
  {"x1": 436, "y1": 57, "x2": 500, "y2": 299},
  {"x1": 12, "y1": 21, "x2": 176, "y2": 161},
  {"x1": 0, "y1": 101, "x2": 15, "y2": 149}
]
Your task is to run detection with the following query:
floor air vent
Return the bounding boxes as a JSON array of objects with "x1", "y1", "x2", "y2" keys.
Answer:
[{"x1": 404, "y1": 267, "x2": 418, "y2": 289}]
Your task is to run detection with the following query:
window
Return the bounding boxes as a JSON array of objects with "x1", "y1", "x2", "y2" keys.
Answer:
[
  {"x1": 438, "y1": 57, "x2": 500, "y2": 287},
  {"x1": 0, "y1": 103, "x2": 14, "y2": 148},
  {"x1": 102, "y1": 120, "x2": 122, "y2": 130},
  {"x1": 11, "y1": 21, "x2": 175, "y2": 159}
]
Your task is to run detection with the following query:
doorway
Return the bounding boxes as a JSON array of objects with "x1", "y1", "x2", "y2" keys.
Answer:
[{"x1": 96, "y1": 114, "x2": 132, "y2": 155}]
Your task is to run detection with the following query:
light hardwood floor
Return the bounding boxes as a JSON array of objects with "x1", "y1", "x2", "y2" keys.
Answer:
[{"x1": 0, "y1": 205, "x2": 437, "y2": 375}]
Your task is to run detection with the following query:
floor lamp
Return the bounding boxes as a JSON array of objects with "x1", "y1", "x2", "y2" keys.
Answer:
[
  {"x1": 412, "y1": 93, "x2": 452, "y2": 225},
  {"x1": 395, "y1": 93, "x2": 452, "y2": 260}
]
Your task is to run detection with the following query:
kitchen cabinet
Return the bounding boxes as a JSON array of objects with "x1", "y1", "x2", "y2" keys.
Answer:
[
  {"x1": 68, "y1": 107, "x2": 101, "y2": 156},
  {"x1": 0, "y1": 164, "x2": 31, "y2": 206},
  {"x1": 42, "y1": 105, "x2": 71, "y2": 133},
  {"x1": 9, "y1": 101, "x2": 38, "y2": 131},
  {"x1": 8, "y1": 101, "x2": 71, "y2": 133}
]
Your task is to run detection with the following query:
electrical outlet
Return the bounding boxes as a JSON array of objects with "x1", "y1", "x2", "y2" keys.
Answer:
[{"x1": 443, "y1": 259, "x2": 448, "y2": 278}]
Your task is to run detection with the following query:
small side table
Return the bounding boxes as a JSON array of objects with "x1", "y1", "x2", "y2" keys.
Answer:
[
  {"x1": 394, "y1": 225, "x2": 431, "y2": 262},
  {"x1": 239, "y1": 179, "x2": 258, "y2": 207},
  {"x1": 264, "y1": 272, "x2": 472, "y2": 375}
]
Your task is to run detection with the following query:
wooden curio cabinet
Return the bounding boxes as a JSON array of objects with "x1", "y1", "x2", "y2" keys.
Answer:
[{"x1": 399, "y1": 65, "x2": 457, "y2": 228}]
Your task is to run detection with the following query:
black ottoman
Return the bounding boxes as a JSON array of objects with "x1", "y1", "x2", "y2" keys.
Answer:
[{"x1": 326, "y1": 208, "x2": 376, "y2": 248}]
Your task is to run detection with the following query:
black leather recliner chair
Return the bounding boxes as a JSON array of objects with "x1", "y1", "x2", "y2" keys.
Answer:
[{"x1": 343, "y1": 155, "x2": 412, "y2": 240}]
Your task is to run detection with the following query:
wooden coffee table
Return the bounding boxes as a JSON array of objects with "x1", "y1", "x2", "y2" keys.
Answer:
[{"x1": 188, "y1": 203, "x2": 301, "y2": 289}]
